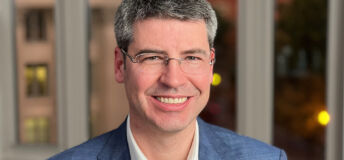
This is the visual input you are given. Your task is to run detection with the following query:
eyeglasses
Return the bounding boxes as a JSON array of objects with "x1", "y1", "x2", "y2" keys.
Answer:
[{"x1": 121, "y1": 49, "x2": 215, "y2": 74}]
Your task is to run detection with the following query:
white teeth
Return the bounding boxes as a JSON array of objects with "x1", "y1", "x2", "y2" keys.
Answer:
[{"x1": 156, "y1": 97, "x2": 187, "y2": 104}]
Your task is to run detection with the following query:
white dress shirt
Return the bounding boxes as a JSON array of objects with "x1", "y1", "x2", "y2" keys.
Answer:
[{"x1": 126, "y1": 116, "x2": 199, "y2": 160}]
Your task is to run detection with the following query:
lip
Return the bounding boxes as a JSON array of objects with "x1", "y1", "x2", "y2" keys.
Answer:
[{"x1": 149, "y1": 96, "x2": 192, "y2": 112}]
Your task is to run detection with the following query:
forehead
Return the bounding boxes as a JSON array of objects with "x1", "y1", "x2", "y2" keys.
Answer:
[{"x1": 129, "y1": 18, "x2": 210, "y2": 53}]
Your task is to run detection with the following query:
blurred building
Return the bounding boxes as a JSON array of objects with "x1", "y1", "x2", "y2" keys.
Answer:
[
  {"x1": 15, "y1": 0, "x2": 57, "y2": 144},
  {"x1": 14, "y1": 0, "x2": 129, "y2": 145}
]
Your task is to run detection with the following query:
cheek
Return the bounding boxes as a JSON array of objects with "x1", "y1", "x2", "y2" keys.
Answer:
[
  {"x1": 191, "y1": 74, "x2": 212, "y2": 93},
  {"x1": 126, "y1": 69, "x2": 158, "y2": 94}
]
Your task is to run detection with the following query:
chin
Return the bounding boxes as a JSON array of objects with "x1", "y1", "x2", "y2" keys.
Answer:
[
  {"x1": 155, "y1": 123, "x2": 189, "y2": 133},
  {"x1": 151, "y1": 115, "x2": 195, "y2": 133}
]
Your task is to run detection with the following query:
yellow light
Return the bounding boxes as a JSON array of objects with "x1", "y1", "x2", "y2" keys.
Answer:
[
  {"x1": 24, "y1": 118, "x2": 35, "y2": 129},
  {"x1": 318, "y1": 110, "x2": 330, "y2": 126},
  {"x1": 212, "y1": 73, "x2": 222, "y2": 86},
  {"x1": 36, "y1": 66, "x2": 47, "y2": 82},
  {"x1": 25, "y1": 67, "x2": 34, "y2": 81},
  {"x1": 24, "y1": 118, "x2": 36, "y2": 143}
]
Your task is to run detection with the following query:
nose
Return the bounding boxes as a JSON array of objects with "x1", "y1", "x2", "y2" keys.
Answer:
[{"x1": 159, "y1": 59, "x2": 187, "y2": 88}]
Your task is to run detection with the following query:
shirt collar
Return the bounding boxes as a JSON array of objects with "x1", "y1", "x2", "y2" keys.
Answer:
[{"x1": 126, "y1": 116, "x2": 199, "y2": 160}]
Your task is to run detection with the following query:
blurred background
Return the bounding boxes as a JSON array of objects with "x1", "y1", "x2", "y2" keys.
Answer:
[{"x1": 0, "y1": 0, "x2": 343, "y2": 159}]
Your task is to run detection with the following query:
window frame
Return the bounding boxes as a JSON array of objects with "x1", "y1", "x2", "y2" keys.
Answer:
[
  {"x1": 1, "y1": 0, "x2": 343, "y2": 159},
  {"x1": 55, "y1": 0, "x2": 89, "y2": 149},
  {"x1": 325, "y1": 0, "x2": 344, "y2": 159},
  {"x1": 236, "y1": 0, "x2": 275, "y2": 144}
]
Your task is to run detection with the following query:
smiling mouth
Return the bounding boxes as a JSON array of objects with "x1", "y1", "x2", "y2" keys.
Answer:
[{"x1": 154, "y1": 96, "x2": 188, "y2": 104}]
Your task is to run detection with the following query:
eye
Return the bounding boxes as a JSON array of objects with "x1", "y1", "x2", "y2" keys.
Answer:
[
  {"x1": 185, "y1": 56, "x2": 202, "y2": 61},
  {"x1": 144, "y1": 56, "x2": 161, "y2": 61},
  {"x1": 138, "y1": 54, "x2": 165, "y2": 63}
]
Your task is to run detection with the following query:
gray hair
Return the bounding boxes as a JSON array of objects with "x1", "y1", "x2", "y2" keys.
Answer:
[{"x1": 114, "y1": 0, "x2": 218, "y2": 51}]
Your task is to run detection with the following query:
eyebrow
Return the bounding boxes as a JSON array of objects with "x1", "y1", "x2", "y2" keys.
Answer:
[
  {"x1": 135, "y1": 49, "x2": 167, "y2": 56},
  {"x1": 134, "y1": 48, "x2": 208, "y2": 56},
  {"x1": 183, "y1": 49, "x2": 208, "y2": 55}
]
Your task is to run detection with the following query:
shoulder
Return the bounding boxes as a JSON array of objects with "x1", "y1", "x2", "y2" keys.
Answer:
[
  {"x1": 48, "y1": 130, "x2": 115, "y2": 160},
  {"x1": 198, "y1": 118, "x2": 287, "y2": 160}
]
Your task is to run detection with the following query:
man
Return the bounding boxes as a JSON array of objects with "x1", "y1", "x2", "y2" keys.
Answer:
[{"x1": 49, "y1": 0, "x2": 287, "y2": 159}]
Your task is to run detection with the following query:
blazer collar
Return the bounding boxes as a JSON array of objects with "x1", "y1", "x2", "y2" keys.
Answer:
[
  {"x1": 97, "y1": 117, "x2": 227, "y2": 160},
  {"x1": 97, "y1": 119, "x2": 131, "y2": 160}
]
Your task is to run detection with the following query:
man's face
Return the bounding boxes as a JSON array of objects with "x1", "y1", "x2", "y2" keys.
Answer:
[{"x1": 115, "y1": 18, "x2": 214, "y2": 133}]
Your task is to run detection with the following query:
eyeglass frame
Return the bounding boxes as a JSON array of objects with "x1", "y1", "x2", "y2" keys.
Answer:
[{"x1": 120, "y1": 49, "x2": 216, "y2": 66}]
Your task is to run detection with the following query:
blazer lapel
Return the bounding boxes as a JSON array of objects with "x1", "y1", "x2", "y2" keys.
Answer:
[
  {"x1": 198, "y1": 118, "x2": 223, "y2": 160},
  {"x1": 97, "y1": 120, "x2": 131, "y2": 160}
]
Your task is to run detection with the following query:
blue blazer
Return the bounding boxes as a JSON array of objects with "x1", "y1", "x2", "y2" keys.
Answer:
[{"x1": 49, "y1": 118, "x2": 287, "y2": 160}]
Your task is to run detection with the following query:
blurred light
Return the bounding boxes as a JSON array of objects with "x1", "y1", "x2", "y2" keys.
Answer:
[
  {"x1": 36, "y1": 66, "x2": 47, "y2": 82},
  {"x1": 318, "y1": 110, "x2": 330, "y2": 126},
  {"x1": 25, "y1": 67, "x2": 34, "y2": 81},
  {"x1": 212, "y1": 73, "x2": 222, "y2": 86},
  {"x1": 24, "y1": 118, "x2": 36, "y2": 143},
  {"x1": 37, "y1": 117, "x2": 49, "y2": 143}
]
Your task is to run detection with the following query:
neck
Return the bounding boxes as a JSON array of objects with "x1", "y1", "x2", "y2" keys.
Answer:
[{"x1": 129, "y1": 116, "x2": 196, "y2": 160}]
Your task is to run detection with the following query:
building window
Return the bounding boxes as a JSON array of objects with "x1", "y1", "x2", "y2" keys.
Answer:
[
  {"x1": 273, "y1": 0, "x2": 328, "y2": 159},
  {"x1": 25, "y1": 10, "x2": 46, "y2": 41},
  {"x1": 200, "y1": 0, "x2": 237, "y2": 131},
  {"x1": 23, "y1": 117, "x2": 50, "y2": 144},
  {"x1": 26, "y1": 64, "x2": 49, "y2": 97}
]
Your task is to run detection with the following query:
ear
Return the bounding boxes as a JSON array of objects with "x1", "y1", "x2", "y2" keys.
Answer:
[
  {"x1": 114, "y1": 47, "x2": 125, "y2": 83},
  {"x1": 209, "y1": 48, "x2": 215, "y2": 83}
]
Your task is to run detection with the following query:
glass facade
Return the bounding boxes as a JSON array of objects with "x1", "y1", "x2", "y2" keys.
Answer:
[{"x1": 273, "y1": 0, "x2": 328, "y2": 159}]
